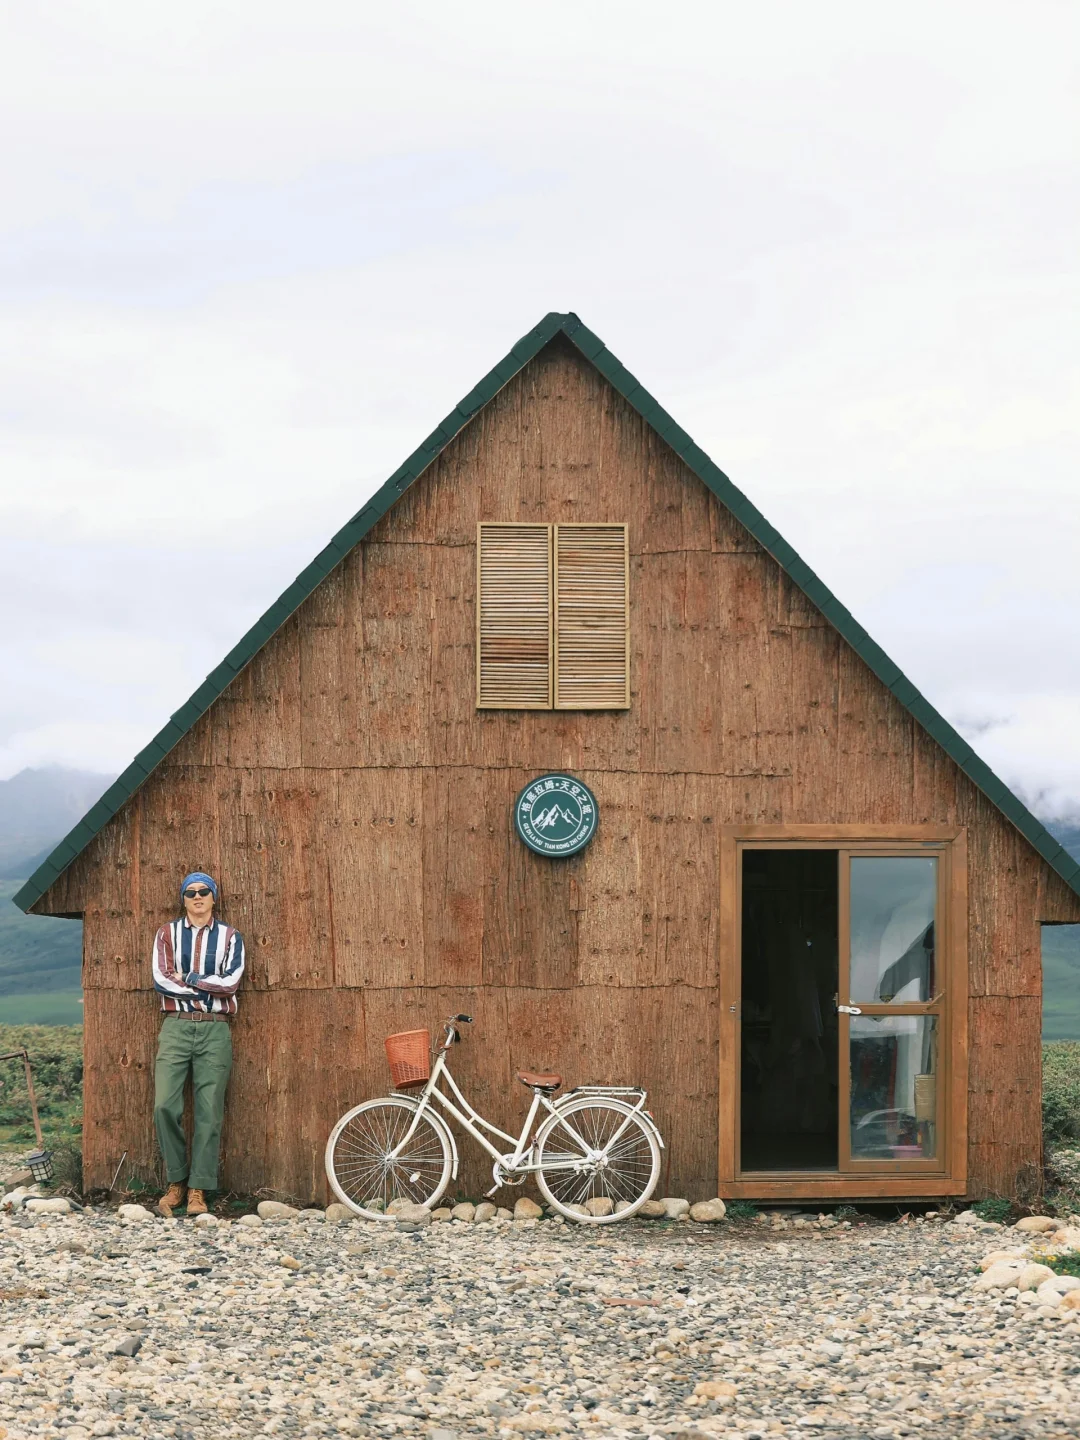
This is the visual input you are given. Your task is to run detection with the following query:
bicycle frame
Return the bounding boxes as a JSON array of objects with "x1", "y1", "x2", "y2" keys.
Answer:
[{"x1": 386, "y1": 1045, "x2": 659, "y2": 1184}]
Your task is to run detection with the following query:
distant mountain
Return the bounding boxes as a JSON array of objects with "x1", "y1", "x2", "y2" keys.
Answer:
[
  {"x1": 0, "y1": 878, "x2": 82, "y2": 997},
  {"x1": 0, "y1": 767, "x2": 114, "y2": 1014},
  {"x1": 0, "y1": 843, "x2": 63, "y2": 882},
  {"x1": 0, "y1": 767, "x2": 114, "y2": 873}
]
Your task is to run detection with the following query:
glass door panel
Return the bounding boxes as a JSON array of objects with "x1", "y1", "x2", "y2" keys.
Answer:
[
  {"x1": 840, "y1": 849, "x2": 946, "y2": 1173},
  {"x1": 849, "y1": 1014, "x2": 938, "y2": 1161},
  {"x1": 849, "y1": 856, "x2": 936, "y2": 1003}
]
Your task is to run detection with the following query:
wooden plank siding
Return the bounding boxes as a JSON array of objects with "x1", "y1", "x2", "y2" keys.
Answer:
[{"x1": 36, "y1": 335, "x2": 1080, "y2": 1201}]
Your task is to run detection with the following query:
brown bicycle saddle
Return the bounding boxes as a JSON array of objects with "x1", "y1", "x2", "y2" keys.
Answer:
[{"x1": 516, "y1": 1070, "x2": 562, "y2": 1091}]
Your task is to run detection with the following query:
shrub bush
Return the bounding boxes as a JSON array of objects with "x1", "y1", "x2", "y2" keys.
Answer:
[
  {"x1": 1044, "y1": 1042, "x2": 1080, "y2": 1147},
  {"x1": 972, "y1": 1197, "x2": 1013, "y2": 1224}
]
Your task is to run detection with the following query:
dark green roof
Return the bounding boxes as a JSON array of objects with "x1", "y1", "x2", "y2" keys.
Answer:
[{"x1": 14, "y1": 311, "x2": 1080, "y2": 913}]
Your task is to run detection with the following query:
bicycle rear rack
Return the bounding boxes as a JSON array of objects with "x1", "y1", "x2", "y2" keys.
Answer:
[{"x1": 568, "y1": 1085, "x2": 646, "y2": 1096}]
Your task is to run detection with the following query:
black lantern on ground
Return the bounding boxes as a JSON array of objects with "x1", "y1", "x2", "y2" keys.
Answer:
[{"x1": 26, "y1": 1150, "x2": 54, "y2": 1184}]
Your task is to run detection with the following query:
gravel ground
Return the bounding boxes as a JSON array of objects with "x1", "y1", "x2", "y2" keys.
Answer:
[{"x1": 2, "y1": 1205, "x2": 1080, "y2": 1440}]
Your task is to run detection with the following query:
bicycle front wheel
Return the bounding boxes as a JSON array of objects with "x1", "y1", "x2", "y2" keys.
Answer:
[
  {"x1": 535, "y1": 1098, "x2": 661, "y2": 1224},
  {"x1": 325, "y1": 1097, "x2": 454, "y2": 1221}
]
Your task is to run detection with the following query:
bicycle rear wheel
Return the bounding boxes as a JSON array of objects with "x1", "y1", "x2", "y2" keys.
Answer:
[
  {"x1": 535, "y1": 1097, "x2": 661, "y2": 1224},
  {"x1": 325, "y1": 1096, "x2": 454, "y2": 1221}
]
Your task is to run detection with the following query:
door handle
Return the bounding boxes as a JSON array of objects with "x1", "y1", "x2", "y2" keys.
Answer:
[{"x1": 836, "y1": 1004, "x2": 862, "y2": 1016}]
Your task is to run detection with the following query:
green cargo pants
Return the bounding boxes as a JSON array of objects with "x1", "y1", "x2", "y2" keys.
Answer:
[{"x1": 153, "y1": 1016, "x2": 233, "y2": 1191}]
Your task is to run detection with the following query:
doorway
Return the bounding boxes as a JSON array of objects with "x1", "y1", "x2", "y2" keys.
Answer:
[
  {"x1": 740, "y1": 848, "x2": 839, "y2": 1170},
  {"x1": 718, "y1": 826, "x2": 968, "y2": 1200}
]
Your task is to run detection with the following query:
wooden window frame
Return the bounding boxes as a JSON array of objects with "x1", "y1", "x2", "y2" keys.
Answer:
[
  {"x1": 476, "y1": 522, "x2": 630, "y2": 711},
  {"x1": 718, "y1": 824, "x2": 969, "y2": 1200}
]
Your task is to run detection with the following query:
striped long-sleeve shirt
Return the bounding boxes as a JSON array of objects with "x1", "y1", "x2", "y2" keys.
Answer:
[{"x1": 152, "y1": 918, "x2": 246, "y2": 1015}]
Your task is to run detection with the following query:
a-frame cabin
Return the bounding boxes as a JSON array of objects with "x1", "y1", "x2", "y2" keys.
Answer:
[{"x1": 16, "y1": 313, "x2": 1080, "y2": 1204}]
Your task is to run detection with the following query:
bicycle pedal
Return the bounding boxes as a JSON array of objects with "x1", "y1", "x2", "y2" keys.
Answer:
[{"x1": 483, "y1": 1183, "x2": 500, "y2": 1198}]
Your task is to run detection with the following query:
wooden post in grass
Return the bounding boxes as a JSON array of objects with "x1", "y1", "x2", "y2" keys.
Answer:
[{"x1": 0, "y1": 1049, "x2": 45, "y2": 1150}]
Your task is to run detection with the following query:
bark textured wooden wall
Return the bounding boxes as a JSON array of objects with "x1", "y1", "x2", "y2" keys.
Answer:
[{"x1": 38, "y1": 337, "x2": 1080, "y2": 1200}]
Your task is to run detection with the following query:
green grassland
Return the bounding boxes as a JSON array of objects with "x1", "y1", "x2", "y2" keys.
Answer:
[
  {"x1": 1, "y1": 992, "x2": 84, "y2": 1024},
  {"x1": 0, "y1": 1023, "x2": 84, "y2": 1185}
]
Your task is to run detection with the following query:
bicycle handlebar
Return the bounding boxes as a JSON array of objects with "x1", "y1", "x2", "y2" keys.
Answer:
[{"x1": 438, "y1": 1014, "x2": 473, "y2": 1051}]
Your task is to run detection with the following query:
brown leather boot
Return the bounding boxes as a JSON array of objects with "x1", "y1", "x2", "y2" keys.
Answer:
[
  {"x1": 157, "y1": 1183, "x2": 187, "y2": 1218},
  {"x1": 186, "y1": 1188, "x2": 208, "y2": 1217}
]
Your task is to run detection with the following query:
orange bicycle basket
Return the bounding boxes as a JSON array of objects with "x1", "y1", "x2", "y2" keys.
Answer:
[{"x1": 384, "y1": 1029, "x2": 431, "y2": 1089}]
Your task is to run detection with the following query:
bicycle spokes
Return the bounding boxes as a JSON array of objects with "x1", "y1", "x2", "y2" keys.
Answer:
[
  {"x1": 329, "y1": 1100, "x2": 451, "y2": 1212},
  {"x1": 536, "y1": 1099, "x2": 660, "y2": 1216}
]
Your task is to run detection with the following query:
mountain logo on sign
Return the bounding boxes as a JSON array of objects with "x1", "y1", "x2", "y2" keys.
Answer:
[
  {"x1": 533, "y1": 803, "x2": 579, "y2": 831},
  {"x1": 514, "y1": 774, "x2": 599, "y2": 858}
]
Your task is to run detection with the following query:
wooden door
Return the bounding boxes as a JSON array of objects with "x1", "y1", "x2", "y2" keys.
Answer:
[{"x1": 718, "y1": 825, "x2": 968, "y2": 1201}]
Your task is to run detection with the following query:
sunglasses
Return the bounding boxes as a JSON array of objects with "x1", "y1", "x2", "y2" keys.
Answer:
[{"x1": 183, "y1": 887, "x2": 213, "y2": 899}]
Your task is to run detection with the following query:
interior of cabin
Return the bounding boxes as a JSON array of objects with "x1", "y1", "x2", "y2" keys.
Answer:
[{"x1": 740, "y1": 848, "x2": 840, "y2": 1171}]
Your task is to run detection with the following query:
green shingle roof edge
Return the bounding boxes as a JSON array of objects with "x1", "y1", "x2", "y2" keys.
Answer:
[{"x1": 14, "y1": 311, "x2": 1080, "y2": 913}]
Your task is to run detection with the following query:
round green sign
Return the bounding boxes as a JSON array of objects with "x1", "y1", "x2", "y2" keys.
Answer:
[{"x1": 514, "y1": 774, "x2": 599, "y2": 858}]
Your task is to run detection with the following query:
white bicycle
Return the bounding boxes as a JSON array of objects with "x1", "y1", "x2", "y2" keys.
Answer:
[{"x1": 325, "y1": 1014, "x2": 664, "y2": 1225}]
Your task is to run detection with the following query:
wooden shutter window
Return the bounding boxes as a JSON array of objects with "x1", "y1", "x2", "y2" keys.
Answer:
[
  {"x1": 476, "y1": 523, "x2": 553, "y2": 708},
  {"x1": 554, "y1": 523, "x2": 630, "y2": 710}
]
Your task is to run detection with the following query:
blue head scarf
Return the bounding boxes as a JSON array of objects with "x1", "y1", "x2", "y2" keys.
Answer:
[{"x1": 180, "y1": 871, "x2": 219, "y2": 902}]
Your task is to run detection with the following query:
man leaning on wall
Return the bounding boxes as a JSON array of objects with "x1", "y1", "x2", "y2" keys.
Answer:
[{"x1": 151, "y1": 872, "x2": 246, "y2": 1217}]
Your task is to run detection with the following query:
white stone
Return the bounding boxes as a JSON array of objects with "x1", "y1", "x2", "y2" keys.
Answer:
[
  {"x1": 978, "y1": 1249, "x2": 1023, "y2": 1270},
  {"x1": 584, "y1": 1196, "x2": 613, "y2": 1217},
  {"x1": 1035, "y1": 1281, "x2": 1066, "y2": 1306},
  {"x1": 2, "y1": 1184, "x2": 44, "y2": 1210},
  {"x1": 1014, "y1": 1215, "x2": 1059, "y2": 1233},
  {"x1": 430, "y1": 1207, "x2": 453, "y2": 1222},
  {"x1": 638, "y1": 1199, "x2": 667, "y2": 1218},
  {"x1": 689, "y1": 1198, "x2": 727, "y2": 1223},
  {"x1": 815, "y1": 1341, "x2": 844, "y2": 1360},
  {"x1": 24, "y1": 1197, "x2": 73, "y2": 1214},
  {"x1": 395, "y1": 1203, "x2": 431, "y2": 1227},
  {"x1": 117, "y1": 1203, "x2": 154, "y2": 1222},
  {"x1": 257, "y1": 1200, "x2": 299, "y2": 1219},
  {"x1": 193, "y1": 1211, "x2": 218, "y2": 1227},
  {"x1": 951, "y1": 1209, "x2": 984, "y2": 1226},
  {"x1": 514, "y1": 1197, "x2": 544, "y2": 1220},
  {"x1": 324, "y1": 1203, "x2": 354, "y2": 1223},
  {"x1": 237, "y1": 1213, "x2": 263, "y2": 1227},
  {"x1": 661, "y1": 1197, "x2": 690, "y2": 1220},
  {"x1": 299, "y1": 1207, "x2": 325, "y2": 1221},
  {"x1": 973, "y1": 1262, "x2": 1022, "y2": 1292},
  {"x1": 452, "y1": 1202, "x2": 476, "y2": 1222},
  {"x1": 1016, "y1": 1264, "x2": 1057, "y2": 1292},
  {"x1": 473, "y1": 1202, "x2": 497, "y2": 1223},
  {"x1": 1042, "y1": 1274, "x2": 1080, "y2": 1295},
  {"x1": 495, "y1": 1206, "x2": 514, "y2": 1220}
]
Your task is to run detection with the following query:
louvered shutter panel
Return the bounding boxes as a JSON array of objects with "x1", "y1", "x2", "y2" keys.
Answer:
[
  {"x1": 476, "y1": 523, "x2": 553, "y2": 708},
  {"x1": 554, "y1": 524, "x2": 630, "y2": 709}
]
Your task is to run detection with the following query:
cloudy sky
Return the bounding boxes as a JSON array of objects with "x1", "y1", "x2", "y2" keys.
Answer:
[{"x1": 2, "y1": 1, "x2": 1078, "y2": 816}]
